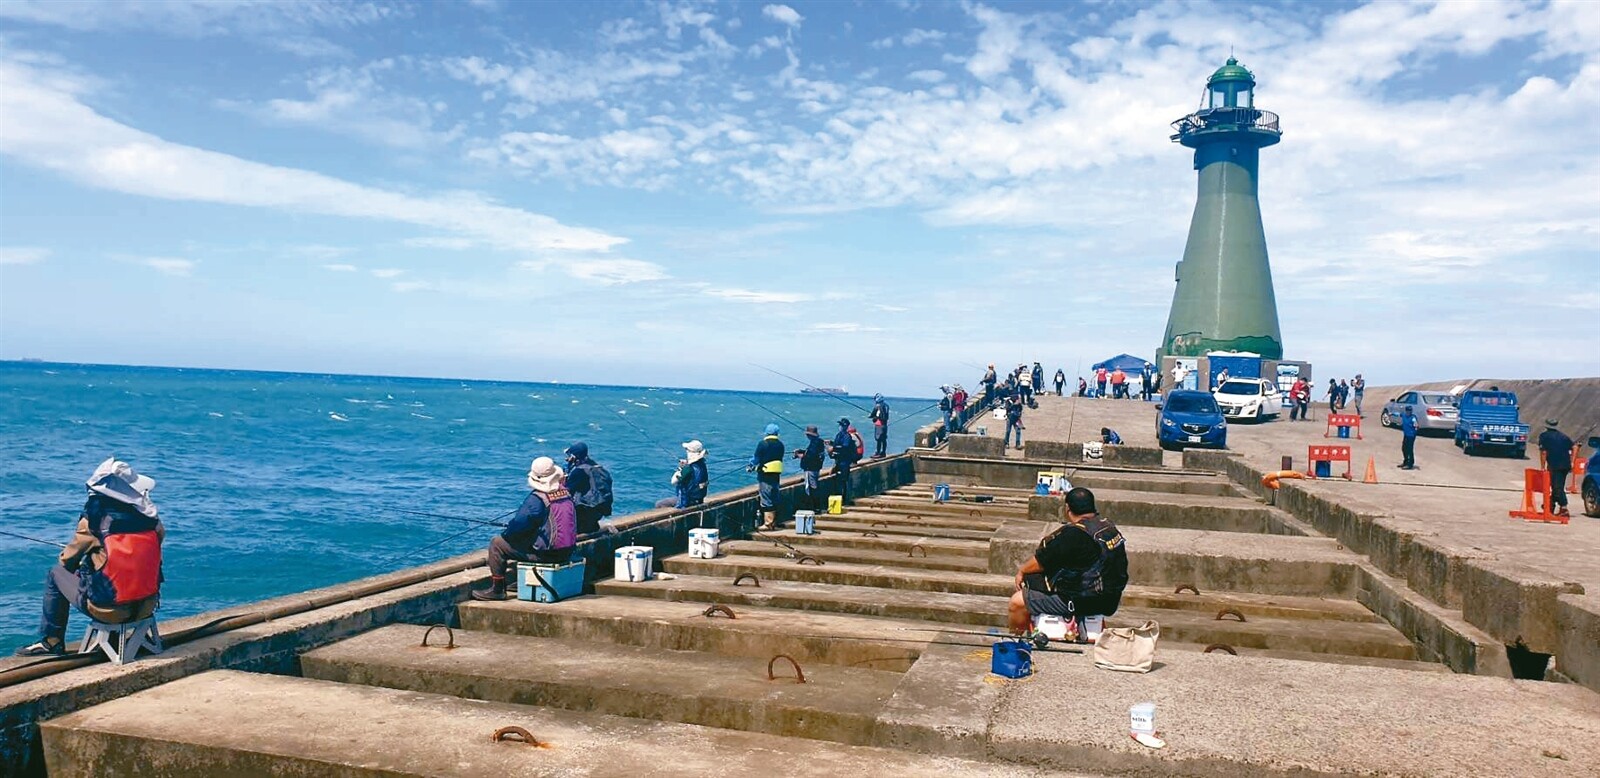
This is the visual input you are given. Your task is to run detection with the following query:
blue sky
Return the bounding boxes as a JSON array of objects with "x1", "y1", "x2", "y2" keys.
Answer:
[{"x1": 1, "y1": 0, "x2": 1596, "y2": 395}]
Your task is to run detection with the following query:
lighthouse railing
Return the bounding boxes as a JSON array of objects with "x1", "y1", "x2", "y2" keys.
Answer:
[{"x1": 1170, "y1": 108, "x2": 1280, "y2": 137}]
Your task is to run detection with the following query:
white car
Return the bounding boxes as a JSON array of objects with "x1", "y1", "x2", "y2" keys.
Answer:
[{"x1": 1213, "y1": 378, "x2": 1283, "y2": 421}]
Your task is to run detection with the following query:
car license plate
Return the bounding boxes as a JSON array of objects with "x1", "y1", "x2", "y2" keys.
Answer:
[
  {"x1": 1490, "y1": 436, "x2": 1508, "y2": 442},
  {"x1": 1187, "y1": 435, "x2": 1201, "y2": 443}
]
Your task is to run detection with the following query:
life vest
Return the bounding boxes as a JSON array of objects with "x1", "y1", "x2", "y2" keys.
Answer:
[
  {"x1": 536, "y1": 490, "x2": 578, "y2": 551},
  {"x1": 849, "y1": 429, "x2": 865, "y2": 457},
  {"x1": 83, "y1": 502, "x2": 162, "y2": 607},
  {"x1": 759, "y1": 435, "x2": 785, "y2": 474},
  {"x1": 1043, "y1": 515, "x2": 1127, "y2": 599}
]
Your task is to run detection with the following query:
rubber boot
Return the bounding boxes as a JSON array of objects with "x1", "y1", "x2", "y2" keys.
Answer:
[
  {"x1": 759, "y1": 510, "x2": 777, "y2": 531},
  {"x1": 470, "y1": 577, "x2": 507, "y2": 601}
]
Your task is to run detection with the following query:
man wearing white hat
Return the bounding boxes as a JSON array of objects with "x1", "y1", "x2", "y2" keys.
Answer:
[
  {"x1": 471, "y1": 456, "x2": 578, "y2": 601},
  {"x1": 15, "y1": 458, "x2": 165, "y2": 656},
  {"x1": 656, "y1": 440, "x2": 709, "y2": 509}
]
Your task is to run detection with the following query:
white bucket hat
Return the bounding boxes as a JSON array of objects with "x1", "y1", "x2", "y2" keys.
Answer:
[
  {"x1": 682, "y1": 440, "x2": 706, "y2": 463},
  {"x1": 86, "y1": 457, "x2": 158, "y2": 518},
  {"x1": 526, "y1": 456, "x2": 565, "y2": 493}
]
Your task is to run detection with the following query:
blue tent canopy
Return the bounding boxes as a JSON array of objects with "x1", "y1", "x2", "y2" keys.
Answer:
[{"x1": 1090, "y1": 354, "x2": 1152, "y2": 373}]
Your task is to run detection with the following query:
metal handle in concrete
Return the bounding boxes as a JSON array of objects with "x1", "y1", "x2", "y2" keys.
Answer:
[
  {"x1": 703, "y1": 604, "x2": 737, "y2": 619},
  {"x1": 969, "y1": 509, "x2": 983, "y2": 517},
  {"x1": 732, "y1": 573, "x2": 761, "y2": 587},
  {"x1": 491, "y1": 726, "x2": 541, "y2": 745},
  {"x1": 1174, "y1": 584, "x2": 1200, "y2": 596},
  {"x1": 870, "y1": 520, "x2": 889, "y2": 528},
  {"x1": 420, "y1": 624, "x2": 455, "y2": 649},
  {"x1": 797, "y1": 555, "x2": 824, "y2": 566},
  {"x1": 908, "y1": 544, "x2": 927, "y2": 558},
  {"x1": 862, "y1": 531, "x2": 880, "y2": 537},
  {"x1": 1214, "y1": 609, "x2": 1247, "y2": 622},
  {"x1": 1204, "y1": 643, "x2": 1238, "y2": 655},
  {"x1": 767, "y1": 654, "x2": 807, "y2": 684}
]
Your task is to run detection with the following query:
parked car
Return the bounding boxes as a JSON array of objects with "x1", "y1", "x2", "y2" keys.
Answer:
[
  {"x1": 1581, "y1": 436, "x2": 1599, "y2": 518},
  {"x1": 1213, "y1": 378, "x2": 1282, "y2": 422},
  {"x1": 1454, "y1": 389, "x2": 1529, "y2": 457},
  {"x1": 1156, "y1": 390, "x2": 1227, "y2": 450},
  {"x1": 1380, "y1": 391, "x2": 1457, "y2": 433}
]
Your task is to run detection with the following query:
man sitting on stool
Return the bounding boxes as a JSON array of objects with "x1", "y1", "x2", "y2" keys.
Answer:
[
  {"x1": 15, "y1": 458, "x2": 164, "y2": 656},
  {"x1": 1008, "y1": 487, "x2": 1128, "y2": 636}
]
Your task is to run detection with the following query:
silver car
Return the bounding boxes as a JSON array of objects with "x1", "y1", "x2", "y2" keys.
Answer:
[{"x1": 1380, "y1": 390, "x2": 1459, "y2": 433}]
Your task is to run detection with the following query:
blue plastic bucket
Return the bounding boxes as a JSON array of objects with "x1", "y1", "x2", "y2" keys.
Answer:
[
  {"x1": 990, "y1": 640, "x2": 1033, "y2": 679},
  {"x1": 933, "y1": 483, "x2": 951, "y2": 503}
]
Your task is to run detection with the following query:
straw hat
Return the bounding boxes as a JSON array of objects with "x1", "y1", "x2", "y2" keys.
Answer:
[{"x1": 526, "y1": 456, "x2": 565, "y2": 492}]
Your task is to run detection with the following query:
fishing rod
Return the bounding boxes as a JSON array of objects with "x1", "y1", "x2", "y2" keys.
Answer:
[
  {"x1": 387, "y1": 521, "x2": 485, "y2": 564},
  {"x1": 0, "y1": 528, "x2": 66, "y2": 548},
  {"x1": 750, "y1": 363, "x2": 871, "y2": 413},
  {"x1": 742, "y1": 396, "x2": 808, "y2": 433},
  {"x1": 392, "y1": 508, "x2": 506, "y2": 528},
  {"x1": 1066, "y1": 357, "x2": 1082, "y2": 440},
  {"x1": 893, "y1": 626, "x2": 1086, "y2": 652},
  {"x1": 606, "y1": 404, "x2": 678, "y2": 458}
]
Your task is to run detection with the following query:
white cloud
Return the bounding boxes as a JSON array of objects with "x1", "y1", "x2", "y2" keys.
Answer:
[
  {"x1": 370, "y1": 268, "x2": 405, "y2": 278},
  {"x1": 907, "y1": 69, "x2": 946, "y2": 84},
  {"x1": 810, "y1": 322, "x2": 882, "y2": 333},
  {"x1": 703, "y1": 286, "x2": 811, "y2": 304},
  {"x1": 564, "y1": 258, "x2": 670, "y2": 285},
  {"x1": 0, "y1": 54, "x2": 626, "y2": 255},
  {"x1": 139, "y1": 257, "x2": 196, "y2": 276},
  {"x1": 402, "y1": 236, "x2": 476, "y2": 251},
  {"x1": 225, "y1": 59, "x2": 461, "y2": 149},
  {"x1": 391, "y1": 280, "x2": 433, "y2": 293},
  {"x1": 0, "y1": 246, "x2": 49, "y2": 265},
  {"x1": 762, "y1": 5, "x2": 803, "y2": 29},
  {"x1": 321, "y1": 263, "x2": 358, "y2": 272},
  {"x1": 0, "y1": 0, "x2": 398, "y2": 57}
]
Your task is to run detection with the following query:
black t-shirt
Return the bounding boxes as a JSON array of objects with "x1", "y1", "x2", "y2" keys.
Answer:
[
  {"x1": 1539, "y1": 429, "x2": 1574, "y2": 469},
  {"x1": 1036, "y1": 521, "x2": 1100, "y2": 573}
]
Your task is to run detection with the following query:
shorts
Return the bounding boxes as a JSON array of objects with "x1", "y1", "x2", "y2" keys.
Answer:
[
  {"x1": 1021, "y1": 576, "x2": 1118, "y2": 618},
  {"x1": 758, "y1": 479, "x2": 779, "y2": 509},
  {"x1": 803, "y1": 470, "x2": 819, "y2": 492}
]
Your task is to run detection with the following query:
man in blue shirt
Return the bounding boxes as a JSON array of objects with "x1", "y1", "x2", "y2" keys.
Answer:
[
  {"x1": 1399, "y1": 406, "x2": 1418, "y2": 470},
  {"x1": 829, "y1": 417, "x2": 859, "y2": 506},
  {"x1": 1538, "y1": 419, "x2": 1574, "y2": 517}
]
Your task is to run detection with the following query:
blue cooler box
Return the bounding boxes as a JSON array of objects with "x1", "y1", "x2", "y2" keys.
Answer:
[
  {"x1": 933, "y1": 483, "x2": 951, "y2": 502},
  {"x1": 516, "y1": 559, "x2": 586, "y2": 603}
]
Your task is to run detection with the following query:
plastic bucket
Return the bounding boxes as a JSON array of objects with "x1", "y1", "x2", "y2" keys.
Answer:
[
  {"x1": 933, "y1": 483, "x2": 951, "y2": 503},
  {"x1": 794, "y1": 510, "x2": 816, "y2": 535},
  {"x1": 991, "y1": 640, "x2": 1033, "y2": 679}
]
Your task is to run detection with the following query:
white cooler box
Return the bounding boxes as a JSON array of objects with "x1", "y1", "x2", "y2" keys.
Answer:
[
  {"x1": 688, "y1": 528, "x2": 720, "y2": 559},
  {"x1": 614, "y1": 546, "x2": 654, "y2": 582}
]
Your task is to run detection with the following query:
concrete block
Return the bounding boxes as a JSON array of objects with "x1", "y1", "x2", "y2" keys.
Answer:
[
  {"x1": 1459, "y1": 560, "x2": 1584, "y2": 655},
  {"x1": 1554, "y1": 593, "x2": 1600, "y2": 695},
  {"x1": 1027, "y1": 494, "x2": 1064, "y2": 522},
  {"x1": 1355, "y1": 562, "x2": 1511, "y2": 677},
  {"x1": 1022, "y1": 440, "x2": 1080, "y2": 461},
  {"x1": 946, "y1": 434, "x2": 1005, "y2": 459},
  {"x1": 873, "y1": 644, "x2": 1002, "y2": 758}
]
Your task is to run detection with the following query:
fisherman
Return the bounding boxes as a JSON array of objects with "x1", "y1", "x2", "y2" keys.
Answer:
[
  {"x1": 1537, "y1": 419, "x2": 1574, "y2": 517},
  {"x1": 563, "y1": 442, "x2": 613, "y2": 536},
  {"x1": 1005, "y1": 392, "x2": 1025, "y2": 450},
  {"x1": 751, "y1": 423, "x2": 785, "y2": 530},
  {"x1": 1398, "y1": 405, "x2": 1418, "y2": 470},
  {"x1": 1015, "y1": 365, "x2": 1035, "y2": 408},
  {"x1": 1031, "y1": 362, "x2": 1044, "y2": 394},
  {"x1": 870, "y1": 394, "x2": 890, "y2": 458},
  {"x1": 656, "y1": 440, "x2": 708, "y2": 509},
  {"x1": 1009, "y1": 487, "x2": 1129, "y2": 635},
  {"x1": 951, "y1": 385, "x2": 967, "y2": 419},
  {"x1": 472, "y1": 457, "x2": 578, "y2": 601},
  {"x1": 14, "y1": 458, "x2": 165, "y2": 657},
  {"x1": 1095, "y1": 365, "x2": 1109, "y2": 398},
  {"x1": 1141, "y1": 362, "x2": 1154, "y2": 401},
  {"x1": 794, "y1": 425, "x2": 828, "y2": 512},
  {"x1": 938, "y1": 388, "x2": 954, "y2": 433},
  {"x1": 829, "y1": 417, "x2": 860, "y2": 506},
  {"x1": 1053, "y1": 368, "x2": 1066, "y2": 396},
  {"x1": 1077, "y1": 376, "x2": 1088, "y2": 397},
  {"x1": 981, "y1": 364, "x2": 998, "y2": 408},
  {"x1": 1101, "y1": 427, "x2": 1122, "y2": 445}
]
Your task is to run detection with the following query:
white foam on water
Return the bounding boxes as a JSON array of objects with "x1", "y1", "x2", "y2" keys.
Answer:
[
  {"x1": 208, "y1": 412, "x2": 224, "y2": 418},
  {"x1": 630, "y1": 401, "x2": 650, "y2": 408},
  {"x1": 570, "y1": 399, "x2": 580, "y2": 404},
  {"x1": 43, "y1": 370, "x2": 58, "y2": 375},
  {"x1": 329, "y1": 412, "x2": 350, "y2": 422},
  {"x1": 345, "y1": 398, "x2": 369, "y2": 404},
  {"x1": 410, "y1": 412, "x2": 434, "y2": 419},
  {"x1": 534, "y1": 437, "x2": 547, "y2": 443}
]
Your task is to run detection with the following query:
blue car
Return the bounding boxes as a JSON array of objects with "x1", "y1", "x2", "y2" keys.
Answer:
[
  {"x1": 1583, "y1": 436, "x2": 1599, "y2": 518},
  {"x1": 1157, "y1": 390, "x2": 1227, "y2": 451}
]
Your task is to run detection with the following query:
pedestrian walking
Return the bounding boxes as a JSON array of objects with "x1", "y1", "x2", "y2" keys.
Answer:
[
  {"x1": 1399, "y1": 406, "x2": 1418, "y2": 470},
  {"x1": 1352, "y1": 374, "x2": 1366, "y2": 417},
  {"x1": 1095, "y1": 366, "x2": 1108, "y2": 398},
  {"x1": 1110, "y1": 367, "x2": 1128, "y2": 399},
  {"x1": 1004, "y1": 393, "x2": 1025, "y2": 450},
  {"x1": 1337, "y1": 379, "x2": 1351, "y2": 411},
  {"x1": 1324, "y1": 379, "x2": 1339, "y2": 415},
  {"x1": 1140, "y1": 363, "x2": 1154, "y2": 401},
  {"x1": 1538, "y1": 419, "x2": 1574, "y2": 517},
  {"x1": 1053, "y1": 368, "x2": 1066, "y2": 397}
]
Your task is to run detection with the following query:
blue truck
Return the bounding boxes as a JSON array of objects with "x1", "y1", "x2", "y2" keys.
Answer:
[{"x1": 1453, "y1": 390, "x2": 1530, "y2": 457}]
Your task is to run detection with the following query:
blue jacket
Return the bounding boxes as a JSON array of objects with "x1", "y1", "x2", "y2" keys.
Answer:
[
  {"x1": 752, "y1": 435, "x2": 785, "y2": 480},
  {"x1": 1401, "y1": 413, "x2": 1418, "y2": 437},
  {"x1": 831, "y1": 428, "x2": 858, "y2": 465},
  {"x1": 675, "y1": 459, "x2": 708, "y2": 507},
  {"x1": 799, "y1": 435, "x2": 827, "y2": 471}
]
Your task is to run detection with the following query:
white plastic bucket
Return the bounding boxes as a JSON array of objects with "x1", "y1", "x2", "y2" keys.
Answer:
[
  {"x1": 1032, "y1": 614, "x2": 1071, "y2": 641},
  {"x1": 687, "y1": 529, "x2": 719, "y2": 560},
  {"x1": 1130, "y1": 702, "x2": 1156, "y2": 735},
  {"x1": 614, "y1": 546, "x2": 653, "y2": 582}
]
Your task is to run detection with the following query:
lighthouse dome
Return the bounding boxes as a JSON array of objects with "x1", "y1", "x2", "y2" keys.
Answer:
[{"x1": 1207, "y1": 57, "x2": 1255, "y2": 86}]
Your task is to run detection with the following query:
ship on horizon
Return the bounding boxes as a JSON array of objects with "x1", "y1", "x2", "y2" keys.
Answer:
[{"x1": 801, "y1": 386, "x2": 849, "y2": 397}]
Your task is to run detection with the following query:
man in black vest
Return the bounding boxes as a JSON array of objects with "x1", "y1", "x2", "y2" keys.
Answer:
[
  {"x1": 1008, "y1": 487, "x2": 1128, "y2": 635},
  {"x1": 563, "y1": 442, "x2": 613, "y2": 535}
]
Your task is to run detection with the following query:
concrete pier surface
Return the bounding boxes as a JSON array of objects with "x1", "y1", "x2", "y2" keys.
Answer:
[{"x1": 995, "y1": 392, "x2": 1600, "y2": 687}]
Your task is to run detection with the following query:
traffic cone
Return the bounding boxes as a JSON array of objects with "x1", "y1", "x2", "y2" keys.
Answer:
[{"x1": 1363, "y1": 456, "x2": 1378, "y2": 484}]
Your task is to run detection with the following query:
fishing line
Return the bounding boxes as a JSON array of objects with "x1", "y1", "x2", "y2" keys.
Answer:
[
  {"x1": 391, "y1": 508, "x2": 507, "y2": 528},
  {"x1": 605, "y1": 403, "x2": 678, "y2": 459},
  {"x1": 0, "y1": 528, "x2": 67, "y2": 549},
  {"x1": 750, "y1": 363, "x2": 870, "y2": 413},
  {"x1": 742, "y1": 396, "x2": 809, "y2": 433},
  {"x1": 389, "y1": 522, "x2": 486, "y2": 563}
]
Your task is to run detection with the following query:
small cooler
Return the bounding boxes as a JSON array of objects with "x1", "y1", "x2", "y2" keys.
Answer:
[
  {"x1": 794, "y1": 510, "x2": 816, "y2": 535},
  {"x1": 614, "y1": 546, "x2": 654, "y2": 582},
  {"x1": 515, "y1": 559, "x2": 586, "y2": 603},
  {"x1": 688, "y1": 528, "x2": 720, "y2": 559}
]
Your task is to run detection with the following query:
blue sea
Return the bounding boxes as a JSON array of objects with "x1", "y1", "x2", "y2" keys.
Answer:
[{"x1": 0, "y1": 361, "x2": 939, "y2": 653}]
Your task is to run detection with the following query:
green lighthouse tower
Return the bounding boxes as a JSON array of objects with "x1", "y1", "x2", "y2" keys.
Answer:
[{"x1": 1158, "y1": 58, "x2": 1284, "y2": 361}]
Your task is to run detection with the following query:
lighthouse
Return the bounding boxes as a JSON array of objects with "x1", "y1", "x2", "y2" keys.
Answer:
[{"x1": 1158, "y1": 58, "x2": 1284, "y2": 361}]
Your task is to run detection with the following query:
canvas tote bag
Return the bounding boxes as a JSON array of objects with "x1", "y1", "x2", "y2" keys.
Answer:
[{"x1": 1092, "y1": 620, "x2": 1159, "y2": 673}]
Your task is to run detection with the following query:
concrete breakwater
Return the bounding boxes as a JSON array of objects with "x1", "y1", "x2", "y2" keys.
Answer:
[{"x1": 9, "y1": 398, "x2": 1600, "y2": 777}]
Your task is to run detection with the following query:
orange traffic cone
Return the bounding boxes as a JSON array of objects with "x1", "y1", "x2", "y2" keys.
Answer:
[{"x1": 1363, "y1": 456, "x2": 1378, "y2": 484}]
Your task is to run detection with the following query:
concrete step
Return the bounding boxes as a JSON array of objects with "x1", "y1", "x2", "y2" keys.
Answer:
[
  {"x1": 605, "y1": 574, "x2": 1419, "y2": 660},
  {"x1": 809, "y1": 519, "x2": 996, "y2": 542},
  {"x1": 870, "y1": 489, "x2": 1286, "y2": 535},
  {"x1": 460, "y1": 596, "x2": 996, "y2": 672},
  {"x1": 854, "y1": 497, "x2": 1025, "y2": 520},
  {"x1": 912, "y1": 473, "x2": 1241, "y2": 498},
  {"x1": 777, "y1": 531, "x2": 991, "y2": 558},
  {"x1": 40, "y1": 670, "x2": 1066, "y2": 777},
  {"x1": 722, "y1": 539, "x2": 990, "y2": 573},
  {"x1": 843, "y1": 503, "x2": 1009, "y2": 528},
  {"x1": 990, "y1": 521, "x2": 1362, "y2": 597},
  {"x1": 302, "y1": 624, "x2": 902, "y2": 745}
]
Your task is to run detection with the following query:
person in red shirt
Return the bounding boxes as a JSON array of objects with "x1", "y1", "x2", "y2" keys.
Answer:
[
  {"x1": 1289, "y1": 377, "x2": 1311, "y2": 421},
  {"x1": 1095, "y1": 367, "x2": 1109, "y2": 398},
  {"x1": 1110, "y1": 368, "x2": 1128, "y2": 399}
]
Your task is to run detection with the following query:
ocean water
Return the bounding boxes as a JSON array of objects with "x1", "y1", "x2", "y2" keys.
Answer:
[{"x1": 0, "y1": 361, "x2": 939, "y2": 653}]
